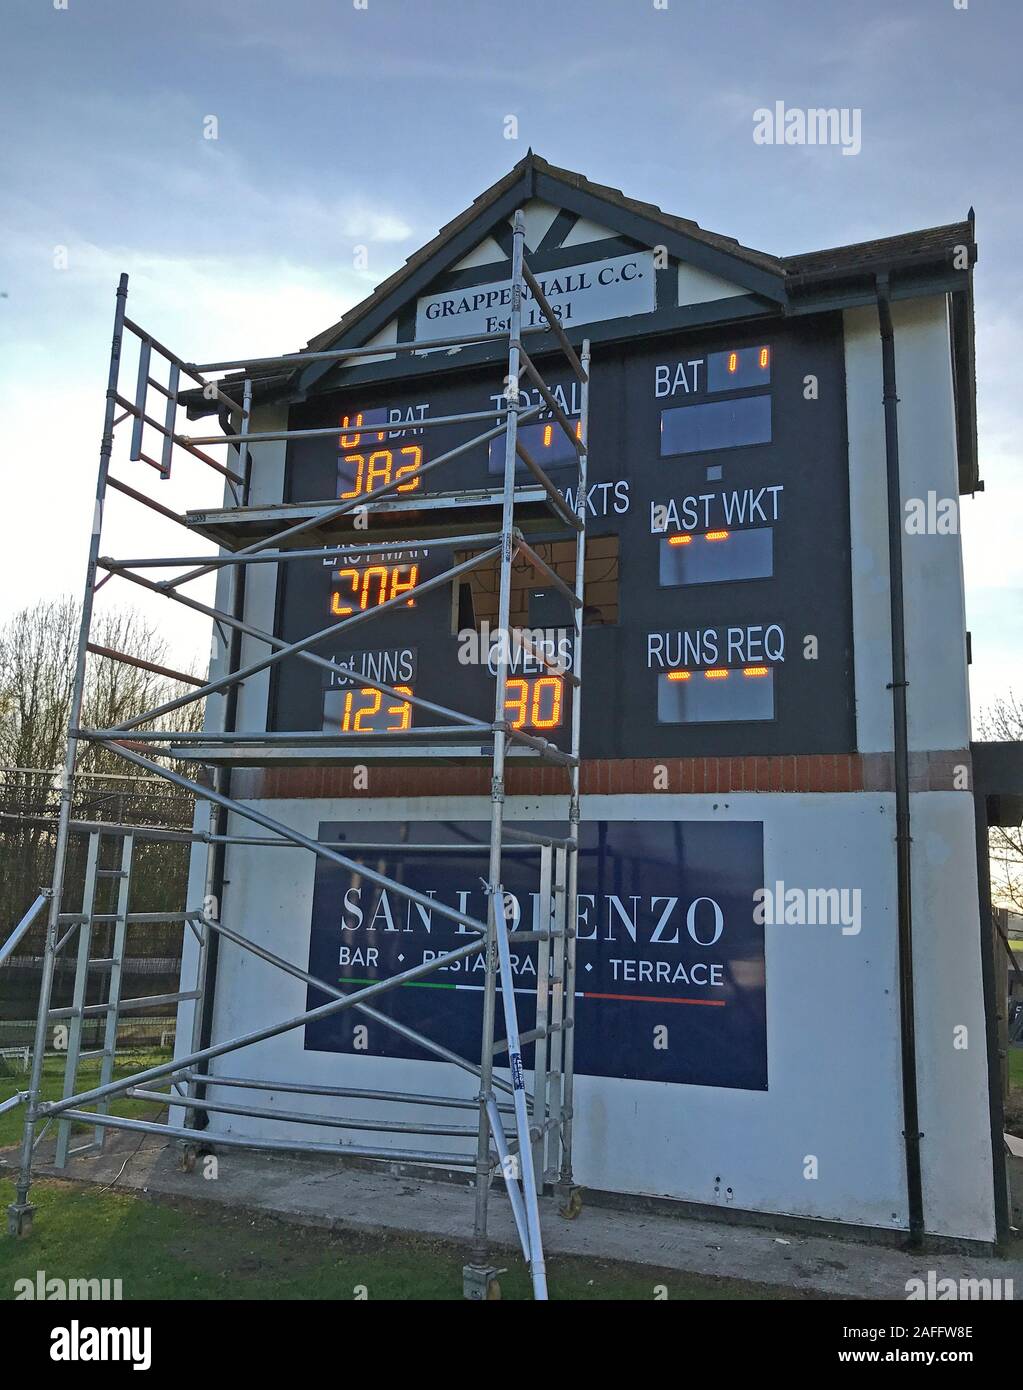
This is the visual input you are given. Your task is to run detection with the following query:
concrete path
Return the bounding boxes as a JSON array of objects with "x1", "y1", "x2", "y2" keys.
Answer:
[{"x1": 5, "y1": 1134, "x2": 1020, "y2": 1300}]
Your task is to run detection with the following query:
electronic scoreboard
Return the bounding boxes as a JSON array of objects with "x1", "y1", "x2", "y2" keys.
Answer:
[{"x1": 272, "y1": 317, "x2": 854, "y2": 758}]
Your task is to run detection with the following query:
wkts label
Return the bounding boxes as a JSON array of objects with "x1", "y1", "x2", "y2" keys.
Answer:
[{"x1": 305, "y1": 819, "x2": 766, "y2": 1090}]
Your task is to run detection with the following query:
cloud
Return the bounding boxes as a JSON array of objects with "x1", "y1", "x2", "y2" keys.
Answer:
[
  {"x1": 0, "y1": 240, "x2": 369, "y2": 665},
  {"x1": 235, "y1": 14, "x2": 623, "y2": 89}
]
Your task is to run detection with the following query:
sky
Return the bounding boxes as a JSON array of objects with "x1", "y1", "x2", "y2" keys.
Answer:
[{"x1": 0, "y1": 0, "x2": 1020, "y2": 723}]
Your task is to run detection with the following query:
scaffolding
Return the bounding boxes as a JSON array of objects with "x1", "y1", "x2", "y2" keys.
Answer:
[{"x1": 3, "y1": 211, "x2": 589, "y2": 1300}]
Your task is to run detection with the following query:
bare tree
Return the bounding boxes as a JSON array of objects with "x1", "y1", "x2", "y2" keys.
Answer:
[
  {"x1": 977, "y1": 691, "x2": 1023, "y2": 912},
  {"x1": 0, "y1": 598, "x2": 206, "y2": 925}
]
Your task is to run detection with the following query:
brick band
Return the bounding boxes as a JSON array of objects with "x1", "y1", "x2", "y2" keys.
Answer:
[{"x1": 231, "y1": 750, "x2": 971, "y2": 801}]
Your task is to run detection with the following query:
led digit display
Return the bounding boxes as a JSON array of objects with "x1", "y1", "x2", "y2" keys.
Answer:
[
  {"x1": 339, "y1": 407, "x2": 388, "y2": 449},
  {"x1": 338, "y1": 409, "x2": 422, "y2": 499},
  {"x1": 488, "y1": 418, "x2": 581, "y2": 474},
  {"x1": 660, "y1": 528, "x2": 774, "y2": 585},
  {"x1": 331, "y1": 684, "x2": 414, "y2": 734},
  {"x1": 707, "y1": 345, "x2": 771, "y2": 392},
  {"x1": 658, "y1": 666, "x2": 774, "y2": 724},
  {"x1": 330, "y1": 564, "x2": 420, "y2": 617},
  {"x1": 504, "y1": 675, "x2": 565, "y2": 731}
]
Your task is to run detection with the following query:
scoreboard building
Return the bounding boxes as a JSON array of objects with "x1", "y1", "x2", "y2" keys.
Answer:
[{"x1": 171, "y1": 154, "x2": 1009, "y2": 1248}]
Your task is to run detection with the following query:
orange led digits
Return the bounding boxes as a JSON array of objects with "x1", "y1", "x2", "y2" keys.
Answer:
[
  {"x1": 339, "y1": 413, "x2": 386, "y2": 449},
  {"x1": 503, "y1": 675, "x2": 565, "y2": 730},
  {"x1": 338, "y1": 454, "x2": 365, "y2": 500},
  {"x1": 727, "y1": 351, "x2": 738, "y2": 374},
  {"x1": 504, "y1": 678, "x2": 529, "y2": 730},
  {"x1": 385, "y1": 685, "x2": 413, "y2": 731},
  {"x1": 341, "y1": 686, "x2": 382, "y2": 733},
  {"x1": 395, "y1": 444, "x2": 422, "y2": 493},
  {"x1": 339, "y1": 685, "x2": 414, "y2": 734},
  {"x1": 337, "y1": 416, "x2": 422, "y2": 499},
  {"x1": 530, "y1": 676, "x2": 563, "y2": 729},
  {"x1": 329, "y1": 564, "x2": 420, "y2": 617},
  {"x1": 364, "y1": 451, "x2": 393, "y2": 491},
  {"x1": 330, "y1": 569, "x2": 358, "y2": 616},
  {"x1": 759, "y1": 347, "x2": 770, "y2": 369},
  {"x1": 704, "y1": 530, "x2": 729, "y2": 542},
  {"x1": 668, "y1": 667, "x2": 770, "y2": 683},
  {"x1": 389, "y1": 563, "x2": 419, "y2": 606},
  {"x1": 668, "y1": 534, "x2": 693, "y2": 546},
  {"x1": 339, "y1": 413, "x2": 365, "y2": 449},
  {"x1": 359, "y1": 566, "x2": 391, "y2": 609}
]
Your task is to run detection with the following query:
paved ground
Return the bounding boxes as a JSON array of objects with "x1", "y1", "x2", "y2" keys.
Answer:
[{"x1": 6, "y1": 1133, "x2": 1020, "y2": 1299}]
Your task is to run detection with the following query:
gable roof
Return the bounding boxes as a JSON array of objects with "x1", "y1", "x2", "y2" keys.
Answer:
[
  {"x1": 305, "y1": 151, "x2": 784, "y2": 353},
  {"x1": 184, "y1": 154, "x2": 977, "y2": 494},
  {"x1": 784, "y1": 217, "x2": 975, "y2": 283}
]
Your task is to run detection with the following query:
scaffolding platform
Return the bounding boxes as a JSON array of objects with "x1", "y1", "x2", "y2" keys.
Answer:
[
  {"x1": 186, "y1": 486, "x2": 562, "y2": 549},
  {"x1": 163, "y1": 738, "x2": 572, "y2": 768}
]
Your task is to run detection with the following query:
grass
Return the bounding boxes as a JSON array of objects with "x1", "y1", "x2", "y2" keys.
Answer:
[
  {"x1": 0, "y1": 1050, "x2": 171, "y2": 1149},
  {"x1": 1010, "y1": 1048, "x2": 1023, "y2": 1089},
  {"x1": 13, "y1": 1046, "x2": 1019, "y2": 1300},
  {"x1": 0, "y1": 1177, "x2": 812, "y2": 1301},
  {"x1": 0, "y1": 1048, "x2": 816, "y2": 1299}
]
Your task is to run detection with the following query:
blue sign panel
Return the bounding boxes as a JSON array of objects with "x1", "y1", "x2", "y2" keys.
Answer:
[{"x1": 305, "y1": 819, "x2": 766, "y2": 1091}]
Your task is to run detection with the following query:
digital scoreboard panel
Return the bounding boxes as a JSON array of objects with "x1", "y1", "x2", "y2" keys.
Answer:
[{"x1": 272, "y1": 317, "x2": 854, "y2": 758}]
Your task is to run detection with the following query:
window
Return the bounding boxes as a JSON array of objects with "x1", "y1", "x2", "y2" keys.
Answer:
[{"x1": 454, "y1": 535, "x2": 619, "y2": 632}]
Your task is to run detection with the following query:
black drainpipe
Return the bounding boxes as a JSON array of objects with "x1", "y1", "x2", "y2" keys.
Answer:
[{"x1": 877, "y1": 275, "x2": 925, "y2": 1246}]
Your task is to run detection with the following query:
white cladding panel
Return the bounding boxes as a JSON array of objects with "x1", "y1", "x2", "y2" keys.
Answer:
[
  {"x1": 677, "y1": 261, "x2": 748, "y2": 305},
  {"x1": 175, "y1": 791, "x2": 994, "y2": 1241},
  {"x1": 844, "y1": 299, "x2": 971, "y2": 754}
]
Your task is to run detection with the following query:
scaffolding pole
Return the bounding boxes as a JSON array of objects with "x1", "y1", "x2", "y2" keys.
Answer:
[{"x1": 8, "y1": 274, "x2": 130, "y2": 1236}]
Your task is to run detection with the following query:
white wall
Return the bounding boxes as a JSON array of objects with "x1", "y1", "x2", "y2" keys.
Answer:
[
  {"x1": 175, "y1": 789, "x2": 993, "y2": 1241},
  {"x1": 844, "y1": 298, "x2": 972, "y2": 753},
  {"x1": 172, "y1": 405, "x2": 285, "y2": 1087}
]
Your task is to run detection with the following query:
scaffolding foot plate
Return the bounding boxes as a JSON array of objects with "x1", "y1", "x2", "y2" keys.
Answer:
[
  {"x1": 7, "y1": 1202, "x2": 35, "y2": 1238},
  {"x1": 557, "y1": 1186, "x2": 583, "y2": 1220},
  {"x1": 179, "y1": 1141, "x2": 214, "y2": 1174},
  {"x1": 462, "y1": 1263, "x2": 504, "y2": 1300}
]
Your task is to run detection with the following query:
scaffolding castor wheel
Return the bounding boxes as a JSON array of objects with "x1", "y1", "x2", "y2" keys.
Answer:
[
  {"x1": 7, "y1": 1202, "x2": 35, "y2": 1238},
  {"x1": 558, "y1": 1186, "x2": 583, "y2": 1220},
  {"x1": 462, "y1": 1263, "x2": 504, "y2": 1300}
]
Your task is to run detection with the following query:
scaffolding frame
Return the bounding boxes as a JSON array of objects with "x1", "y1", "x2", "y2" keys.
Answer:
[{"x1": 4, "y1": 210, "x2": 589, "y2": 1301}]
